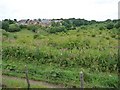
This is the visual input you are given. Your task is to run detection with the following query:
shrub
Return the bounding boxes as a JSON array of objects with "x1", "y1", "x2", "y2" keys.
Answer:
[
  {"x1": 47, "y1": 26, "x2": 67, "y2": 33},
  {"x1": 19, "y1": 25, "x2": 27, "y2": 29},
  {"x1": 8, "y1": 24, "x2": 20, "y2": 32},
  {"x1": 13, "y1": 34, "x2": 17, "y2": 39},
  {"x1": 111, "y1": 34, "x2": 116, "y2": 38},
  {"x1": 81, "y1": 26, "x2": 87, "y2": 30},
  {"x1": 91, "y1": 34, "x2": 96, "y2": 37},
  {"x1": 105, "y1": 36, "x2": 110, "y2": 40},
  {"x1": 106, "y1": 23, "x2": 114, "y2": 30},
  {"x1": 27, "y1": 25, "x2": 39, "y2": 32},
  {"x1": 99, "y1": 26, "x2": 105, "y2": 30},
  {"x1": 33, "y1": 34, "x2": 39, "y2": 39}
]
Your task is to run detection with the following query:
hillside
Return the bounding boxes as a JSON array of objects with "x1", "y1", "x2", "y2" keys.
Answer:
[{"x1": 1, "y1": 19, "x2": 119, "y2": 88}]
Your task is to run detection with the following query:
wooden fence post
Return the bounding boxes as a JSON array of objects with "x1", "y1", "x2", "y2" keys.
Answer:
[
  {"x1": 25, "y1": 65, "x2": 30, "y2": 90},
  {"x1": 80, "y1": 71, "x2": 84, "y2": 89}
]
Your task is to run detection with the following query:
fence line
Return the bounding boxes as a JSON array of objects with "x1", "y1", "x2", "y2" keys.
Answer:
[
  {"x1": 80, "y1": 71, "x2": 84, "y2": 89},
  {"x1": 25, "y1": 65, "x2": 30, "y2": 90},
  {"x1": 3, "y1": 67, "x2": 84, "y2": 88}
]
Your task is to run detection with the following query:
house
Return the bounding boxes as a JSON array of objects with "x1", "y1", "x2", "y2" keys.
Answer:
[
  {"x1": 40, "y1": 19, "x2": 52, "y2": 26},
  {"x1": 18, "y1": 19, "x2": 28, "y2": 25},
  {"x1": 18, "y1": 19, "x2": 62, "y2": 26}
]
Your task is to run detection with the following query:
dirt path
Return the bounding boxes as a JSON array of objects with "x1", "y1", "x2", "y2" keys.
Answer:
[{"x1": 2, "y1": 75, "x2": 65, "y2": 88}]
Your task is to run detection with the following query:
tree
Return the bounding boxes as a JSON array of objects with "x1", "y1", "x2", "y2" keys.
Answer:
[
  {"x1": 105, "y1": 19, "x2": 111, "y2": 22},
  {"x1": 62, "y1": 20, "x2": 72, "y2": 30},
  {"x1": 114, "y1": 20, "x2": 120, "y2": 29},
  {"x1": 38, "y1": 18, "x2": 41, "y2": 22},
  {"x1": 51, "y1": 22, "x2": 60, "y2": 27},
  {"x1": 8, "y1": 19, "x2": 15, "y2": 24},
  {"x1": 90, "y1": 20, "x2": 97, "y2": 24},
  {"x1": 2, "y1": 21, "x2": 9, "y2": 31},
  {"x1": 14, "y1": 19, "x2": 17, "y2": 22}
]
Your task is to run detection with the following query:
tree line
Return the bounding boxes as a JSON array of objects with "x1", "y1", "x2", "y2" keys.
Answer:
[{"x1": 1, "y1": 18, "x2": 120, "y2": 33}]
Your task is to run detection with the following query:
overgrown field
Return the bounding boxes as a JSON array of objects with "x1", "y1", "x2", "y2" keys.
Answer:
[{"x1": 2, "y1": 20, "x2": 119, "y2": 88}]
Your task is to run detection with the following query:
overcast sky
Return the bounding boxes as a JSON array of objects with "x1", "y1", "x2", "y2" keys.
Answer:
[{"x1": 0, "y1": 0, "x2": 119, "y2": 21}]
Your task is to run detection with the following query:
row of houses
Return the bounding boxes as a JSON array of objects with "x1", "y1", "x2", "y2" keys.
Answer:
[{"x1": 18, "y1": 19, "x2": 62, "y2": 26}]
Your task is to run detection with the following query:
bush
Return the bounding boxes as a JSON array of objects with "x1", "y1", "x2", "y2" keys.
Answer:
[
  {"x1": 13, "y1": 34, "x2": 17, "y2": 39},
  {"x1": 19, "y1": 25, "x2": 27, "y2": 29},
  {"x1": 81, "y1": 26, "x2": 87, "y2": 30},
  {"x1": 33, "y1": 34, "x2": 39, "y2": 39},
  {"x1": 2, "y1": 21, "x2": 9, "y2": 31},
  {"x1": 91, "y1": 34, "x2": 96, "y2": 37},
  {"x1": 27, "y1": 25, "x2": 39, "y2": 32},
  {"x1": 99, "y1": 26, "x2": 105, "y2": 30},
  {"x1": 8, "y1": 24, "x2": 20, "y2": 32},
  {"x1": 47, "y1": 26, "x2": 67, "y2": 33},
  {"x1": 106, "y1": 23, "x2": 114, "y2": 30}
]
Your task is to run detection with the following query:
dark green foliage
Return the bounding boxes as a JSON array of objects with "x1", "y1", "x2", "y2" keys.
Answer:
[
  {"x1": 106, "y1": 23, "x2": 114, "y2": 30},
  {"x1": 114, "y1": 20, "x2": 120, "y2": 29},
  {"x1": 51, "y1": 22, "x2": 61, "y2": 27},
  {"x1": 27, "y1": 25, "x2": 39, "y2": 32},
  {"x1": 2, "y1": 19, "x2": 19, "y2": 32},
  {"x1": 99, "y1": 26, "x2": 105, "y2": 30},
  {"x1": 91, "y1": 34, "x2": 96, "y2": 37},
  {"x1": 73, "y1": 19, "x2": 83, "y2": 27},
  {"x1": 19, "y1": 25, "x2": 27, "y2": 29},
  {"x1": 14, "y1": 19, "x2": 17, "y2": 22},
  {"x1": 69, "y1": 18, "x2": 89, "y2": 26},
  {"x1": 2, "y1": 21, "x2": 9, "y2": 31},
  {"x1": 62, "y1": 20, "x2": 72, "y2": 30},
  {"x1": 105, "y1": 19, "x2": 112, "y2": 22},
  {"x1": 47, "y1": 26, "x2": 66, "y2": 33},
  {"x1": 80, "y1": 26, "x2": 87, "y2": 30},
  {"x1": 61, "y1": 19, "x2": 90, "y2": 29},
  {"x1": 111, "y1": 34, "x2": 116, "y2": 38},
  {"x1": 8, "y1": 19, "x2": 15, "y2": 24},
  {"x1": 89, "y1": 20, "x2": 97, "y2": 24},
  {"x1": 33, "y1": 34, "x2": 39, "y2": 39}
]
